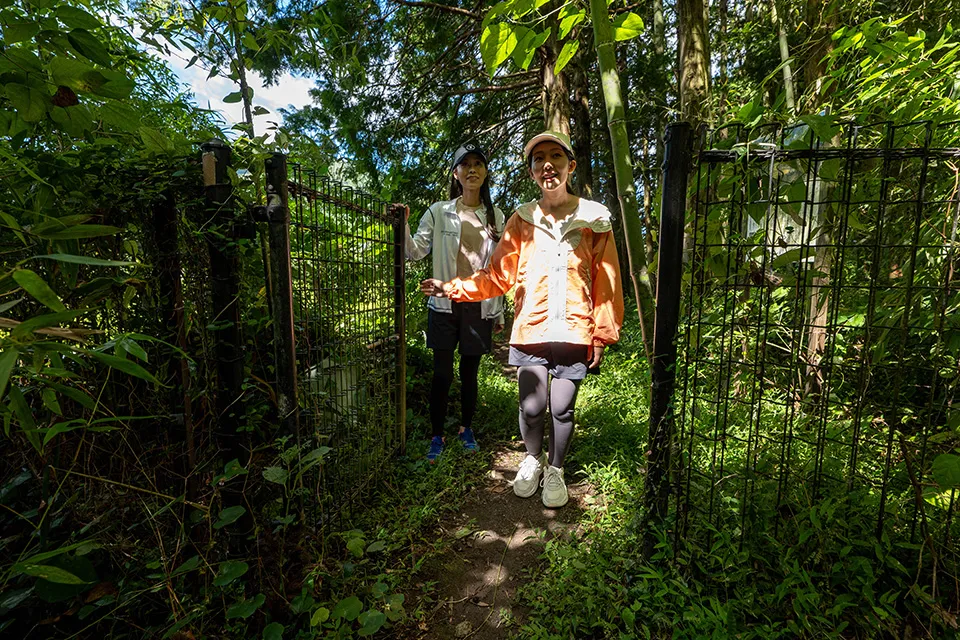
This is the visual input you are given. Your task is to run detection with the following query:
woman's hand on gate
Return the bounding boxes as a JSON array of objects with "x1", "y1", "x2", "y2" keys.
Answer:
[
  {"x1": 389, "y1": 203, "x2": 410, "y2": 221},
  {"x1": 420, "y1": 278, "x2": 448, "y2": 297}
]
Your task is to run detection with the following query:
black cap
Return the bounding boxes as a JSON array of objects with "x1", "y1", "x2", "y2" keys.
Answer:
[{"x1": 452, "y1": 143, "x2": 488, "y2": 169}]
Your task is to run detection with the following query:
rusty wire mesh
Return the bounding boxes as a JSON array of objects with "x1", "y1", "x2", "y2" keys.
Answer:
[{"x1": 675, "y1": 120, "x2": 960, "y2": 615}]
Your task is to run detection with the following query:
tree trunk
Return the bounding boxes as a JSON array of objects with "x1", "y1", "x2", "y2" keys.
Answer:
[
  {"x1": 590, "y1": 0, "x2": 656, "y2": 363},
  {"x1": 802, "y1": 0, "x2": 839, "y2": 397},
  {"x1": 540, "y1": 29, "x2": 572, "y2": 135},
  {"x1": 771, "y1": 0, "x2": 796, "y2": 111},
  {"x1": 569, "y1": 36, "x2": 594, "y2": 197},
  {"x1": 677, "y1": 0, "x2": 711, "y2": 129}
]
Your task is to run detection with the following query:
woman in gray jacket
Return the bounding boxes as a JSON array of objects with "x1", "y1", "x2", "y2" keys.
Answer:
[{"x1": 401, "y1": 143, "x2": 505, "y2": 462}]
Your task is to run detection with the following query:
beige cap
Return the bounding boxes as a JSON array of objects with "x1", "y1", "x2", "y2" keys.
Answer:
[{"x1": 523, "y1": 131, "x2": 574, "y2": 159}]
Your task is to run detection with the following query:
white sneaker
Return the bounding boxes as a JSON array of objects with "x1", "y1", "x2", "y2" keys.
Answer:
[
  {"x1": 513, "y1": 453, "x2": 547, "y2": 498},
  {"x1": 541, "y1": 465, "x2": 568, "y2": 508}
]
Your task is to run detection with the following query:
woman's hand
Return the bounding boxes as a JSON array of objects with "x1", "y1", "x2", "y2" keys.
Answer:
[
  {"x1": 389, "y1": 203, "x2": 410, "y2": 222},
  {"x1": 420, "y1": 278, "x2": 448, "y2": 297},
  {"x1": 588, "y1": 344, "x2": 605, "y2": 369}
]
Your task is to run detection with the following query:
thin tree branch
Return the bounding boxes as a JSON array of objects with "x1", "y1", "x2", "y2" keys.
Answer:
[{"x1": 392, "y1": 0, "x2": 480, "y2": 19}]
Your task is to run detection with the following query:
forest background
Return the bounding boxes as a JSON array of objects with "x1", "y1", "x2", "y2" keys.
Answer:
[{"x1": 2, "y1": 0, "x2": 960, "y2": 638}]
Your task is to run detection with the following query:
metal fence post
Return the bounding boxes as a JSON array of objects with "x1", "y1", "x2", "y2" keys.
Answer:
[
  {"x1": 643, "y1": 122, "x2": 693, "y2": 561},
  {"x1": 393, "y1": 206, "x2": 407, "y2": 455},
  {"x1": 201, "y1": 140, "x2": 245, "y2": 452},
  {"x1": 264, "y1": 153, "x2": 299, "y2": 437}
]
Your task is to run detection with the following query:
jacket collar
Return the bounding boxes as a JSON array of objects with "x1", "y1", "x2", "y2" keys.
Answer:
[{"x1": 516, "y1": 198, "x2": 613, "y2": 239}]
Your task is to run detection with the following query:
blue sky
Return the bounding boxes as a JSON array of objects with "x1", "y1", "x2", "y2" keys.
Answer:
[{"x1": 160, "y1": 46, "x2": 314, "y2": 138}]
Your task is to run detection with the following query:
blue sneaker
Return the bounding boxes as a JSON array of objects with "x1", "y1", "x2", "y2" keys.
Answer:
[
  {"x1": 458, "y1": 427, "x2": 478, "y2": 452},
  {"x1": 427, "y1": 436, "x2": 444, "y2": 463}
]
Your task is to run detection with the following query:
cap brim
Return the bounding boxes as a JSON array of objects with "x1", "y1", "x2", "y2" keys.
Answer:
[
  {"x1": 523, "y1": 133, "x2": 573, "y2": 159},
  {"x1": 453, "y1": 149, "x2": 488, "y2": 168}
]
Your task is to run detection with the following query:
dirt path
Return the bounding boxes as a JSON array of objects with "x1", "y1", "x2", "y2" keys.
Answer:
[{"x1": 410, "y1": 445, "x2": 593, "y2": 639}]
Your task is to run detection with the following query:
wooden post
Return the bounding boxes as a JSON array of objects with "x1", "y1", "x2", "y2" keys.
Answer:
[
  {"x1": 201, "y1": 140, "x2": 245, "y2": 453},
  {"x1": 643, "y1": 122, "x2": 692, "y2": 561},
  {"x1": 264, "y1": 153, "x2": 299, "y2": 437}
]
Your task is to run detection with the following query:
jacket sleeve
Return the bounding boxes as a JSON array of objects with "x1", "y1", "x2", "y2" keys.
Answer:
[
  {"x1": 448, "y1": 212, "x2": 521, "y2": 302},
  {"x1": 405, "y1": 204, "x2": 434, "y2": 261},
  {"x1": 591, "y1": 230, "x2": 625, "y2": 346}
]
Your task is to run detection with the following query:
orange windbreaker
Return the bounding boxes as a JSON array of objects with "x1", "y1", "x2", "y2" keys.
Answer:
[{"x1": 448, "y1": 198, "x2": 624, "y2": 347}]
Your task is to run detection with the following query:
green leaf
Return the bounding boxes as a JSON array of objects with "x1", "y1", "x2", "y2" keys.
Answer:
[
  {"x1": 67, "y1": 29, "x2": 113, "y2": 66},
  {"x1": 554, "y1": 39, "x2": 579, "y2": 75},
  {"x1": 56, "y1": 6, "x2": 103, "y2": 30},
  {"x1": 347, "y1": 536, "x2": 366, "y2": 558},
  {"x1": 18, "y1": 541, "x2": 98, "y2": 566},
  {"x1": 366, "y1": 540, "x2": 386, "y2": 553},
  {"x1": 214, "y1": 560, "x2": 249, "y2": 586},
  {"x1": 14, "y1": 563, "x2": 87, "y2": 584},
  {"x1": 263, "y1": 623, "x2": 284, "y2": 640},
  {"x1": 932, "y1": 454, "x2": 960, "y2": 488},
  {"x1": 12, "y1": 269, "x2": 65, "y2": 312},
  {"x1": 100, "y1": 101, "x2": 140, "y2": 131},
  {"x1": 90, "y1": 70, "x2": 134, "y2": 99},
  {"x1": 772, "y1": 248, "x2": 804, "y2": 269},
  {"x1": 35, "y1": 254, "x2": 137, "y2": 267},
  {"x1": 5, "y1": 83, "x2": 49, "y2": 122},
  {"x1": 213, "y1": 505, "x2": 246, "y2": 529},
  {"x1": 0, "y1": 348, "x2": 18, "y2": 400},
  {"x1": 226, "y1": 593, "x2": 265, "y2": 620},
  {"x1": 139, "y1": 126, "x2": 175, "y2": 153},
  {"x1": 263, "y1": 466, "x2": 289, "y2": 485},
  {"x1": 171, "y1": 556, "x2": 200, "y2": 576},
  {"x1": 242, "y1": 32, "x2": 260, "y2": 51},
  {"x1": 331, "y1": 596, "x2": 363, "y2": 621},
  {"x1": 223, "y1": 91, "x2": 243, "y2": 104},
  {"x1": 558, "y1": 10, "x2": 585, "y2": 40},
  {"x1": 41, "y1": 419, "x2": 89, "y2": 448},
  {"x1": 612, "y1": 12, "x2": 645, "y2": 41},
  {"x1": 36, "y1": 225, "x2": 123, "y2": 240},
  {"x1": 252, "y1": 105, "x2": 270, "y2": 115},
  {"x1": 798, "y1": 114, "x2": 841, "y2": 143},
  {"x1": 51, "y1": 104, "x2": 93, "y2": 137},
  {"x1": 3, "y1": 19, "x2": 40, "y2": 44},
  {"x1": 357, "y1": 610, "x2": 386, "y2": 636},
  {"x1": 5, "y1": 49, "x2": 43, "y2": 75},
  {"x1": 480, "y1": 23, "x2": 519, "y2": 77},
  {"x1": 310, "y1": 607, "x2": 330, "y2": 626},
  {"x1": 41, "y1": 388, "x2": 62, "y2": 415},
  {"x1": 8, "y1": 385, "x2": 40, "y2": 452},
  {"x1": 84, "y1": 350, "x2": 159, "y2": 383}
]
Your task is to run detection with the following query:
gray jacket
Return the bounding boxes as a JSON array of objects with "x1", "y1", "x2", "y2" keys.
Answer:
[{"x1": 405, "y1": 198, "x2": 505, "y2": 322}]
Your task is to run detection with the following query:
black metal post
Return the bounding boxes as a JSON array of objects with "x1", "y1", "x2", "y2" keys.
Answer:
[
  {"x1": 643, "y1": 122, "x2": 693, "y2": 561},
  {"x1": 264, "y1": 153, "x2": 299, "y2": 437},
  {"x1": 201, "y1": 140, "x2": 245, "y2": 453},
  {"x1": 393, "y1": 206, "x2": 407, "y2": 455}
]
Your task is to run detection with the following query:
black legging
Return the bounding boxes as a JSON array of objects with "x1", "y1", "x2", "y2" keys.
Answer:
[{"x1": 430, "y1": 349, "x2": 482, "y2": 437}]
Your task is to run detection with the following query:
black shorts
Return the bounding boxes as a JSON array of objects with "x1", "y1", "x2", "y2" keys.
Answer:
[
  {"x1": 427, "y1": 302, "x2": 493, "y2": 356},
  {"x1": 507, "y1": 342, "x2": 597, "y2": 380}
]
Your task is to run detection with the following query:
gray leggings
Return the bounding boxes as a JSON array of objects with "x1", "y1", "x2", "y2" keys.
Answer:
[{"x1": 517, "y1": 366, "x2": 582, "y2": 468}]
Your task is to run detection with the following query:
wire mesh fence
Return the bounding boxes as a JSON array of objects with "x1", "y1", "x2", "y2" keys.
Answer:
[
  {"x1": 285, "y1": 165, "x2": 405, "y2": 528},
  {"x1": 674, "y1": 119, "x2": 960, "y2": 614}
]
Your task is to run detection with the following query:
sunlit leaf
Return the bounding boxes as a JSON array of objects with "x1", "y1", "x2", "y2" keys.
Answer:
[
  {"x1": 480, "y1": 23, "x2": 518, "y2": 77},
  {"x1": 554, "y1": 39, "x2": 579, "y2": 75},
  {"x1": 612, "y1": 12, "x2": 645, "y2": 41}
]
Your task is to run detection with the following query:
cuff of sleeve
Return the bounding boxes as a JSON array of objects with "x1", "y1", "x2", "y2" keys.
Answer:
[{"x1": 592, "y1": 336, "x2": 609, "y2": 348}]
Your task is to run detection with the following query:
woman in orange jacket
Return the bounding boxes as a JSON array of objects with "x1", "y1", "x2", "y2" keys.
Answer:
[{"x1": 421, "y1": 131, "x2": 624, "y2": 507}]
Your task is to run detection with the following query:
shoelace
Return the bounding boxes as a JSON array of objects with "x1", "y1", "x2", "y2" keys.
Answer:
[
  {"x1": 517, "y1": 456, "x2": 540, "y2": 481},
  {"x1": 542, "y1": 469, "x2": 563, "y2": 490}
]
